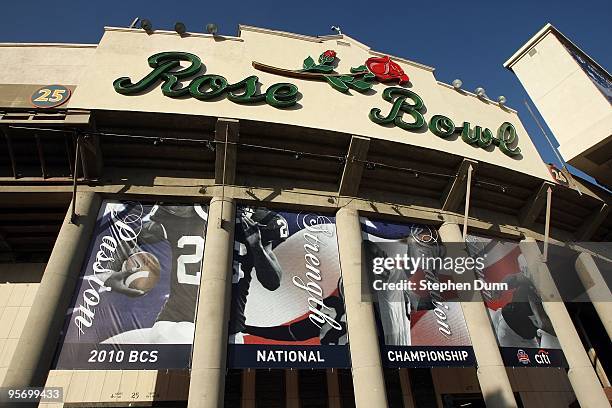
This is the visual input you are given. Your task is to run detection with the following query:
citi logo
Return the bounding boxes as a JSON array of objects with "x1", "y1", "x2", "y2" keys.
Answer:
[
  {"x1": 535, "y1": 349, "x2": 551, "y2": 365},
  {"x1": 517, "y1": 349, "x2": 530, "y2": 365}
]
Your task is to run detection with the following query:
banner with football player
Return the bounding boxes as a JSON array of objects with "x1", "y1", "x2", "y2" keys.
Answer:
[
  {"x1": 227, "y1": 207, "x2": 349, "y2": 368},
  {"x1": 54, "y1": 201, "x2": 208, "y2": 369},
  {"x1": 361, "y1": 218, "x2": 476, "y2": 368},
  {"x1": 465, "y1": 234, "x2": 567, "y2": 367}
]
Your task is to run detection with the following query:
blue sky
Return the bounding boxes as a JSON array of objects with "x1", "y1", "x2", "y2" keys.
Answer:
[{"x1": 1, "y1": 0, "x2": 610, "y2": 176}]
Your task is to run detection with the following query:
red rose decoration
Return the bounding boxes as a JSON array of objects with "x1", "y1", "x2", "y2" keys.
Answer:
[
  {"x1": 323, "y1": 50, "x2": 336, "y2": 58},
  {"x1": 319, "y1": 49, "x2": 337, "y2": 64},
  {"x1": 365, "y1": 56, "x2": 409, "y2": 84}
]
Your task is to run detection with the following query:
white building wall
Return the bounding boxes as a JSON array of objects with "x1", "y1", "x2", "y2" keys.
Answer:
[
  {"x1": 0, "y1": 44, "x2": 96, "y2": 85},
  {"x1": 506, "y1": 25, "x2": 612, "y2": 177}
]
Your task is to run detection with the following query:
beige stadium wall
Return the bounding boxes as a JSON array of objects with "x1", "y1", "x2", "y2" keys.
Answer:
[
  {"x1": 67, "y1": 26, "x2": 555, "y2": 183},
  {"x1": 0, "y1": 264, "x2": 45, "y2": 386},
  {"x1": 39, "y1": 370, "x2": 190, "y2": 407},
  {"x1": 507, "y1": 30, "x2": 612, "y2": 164},
  {"x1": 0, "y1": 44, "x2": 96, "y2": 85}
]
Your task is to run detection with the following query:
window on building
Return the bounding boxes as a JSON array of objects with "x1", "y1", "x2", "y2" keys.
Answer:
[
  {"x1": 337, "y1": 369, "x2": 355, "y2": 408},
  {"x1": 442, "y1": 393, "x2": 486, "y2": 408},
  {"x1": 224, "y1": 369, "x2": 242, "y2": 408},
  {"x1": 384, "y1": 369, "x2": 404, "y2": 408},
  {"x1": 441, "y1": 392, "x2": 524, "y2": 408},
  {"x1": 409, "y1": 368, "x2": 437, "y2": 408},
  {"x1": 299, "y1": 369, "x2": 328, "y2": 408},
  {"x1": 255, "y1": 369, "x2": 285, "y2": 408}
]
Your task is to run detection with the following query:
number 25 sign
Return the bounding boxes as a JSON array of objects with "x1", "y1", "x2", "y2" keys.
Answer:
[{"x1": 31, "y1": 85, "x2": 71, "y2": 108}]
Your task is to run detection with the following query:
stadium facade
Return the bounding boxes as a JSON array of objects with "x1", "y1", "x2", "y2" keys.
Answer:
[{"x1": 0, "y1": 23, "x2": 610, "y2": 408}]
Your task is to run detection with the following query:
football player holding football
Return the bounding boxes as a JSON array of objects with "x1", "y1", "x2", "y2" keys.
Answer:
[{"x1": 101, "y1": 203, "x2": 208, "y2": 344}]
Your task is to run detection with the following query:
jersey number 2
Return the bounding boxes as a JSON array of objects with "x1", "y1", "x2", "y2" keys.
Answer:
[{"x1": 177, "y1": 236, "x2": 204, "y2": 285}]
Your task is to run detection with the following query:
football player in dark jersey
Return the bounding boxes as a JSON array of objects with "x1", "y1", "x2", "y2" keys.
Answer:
[
  {"x1": 101, "y1": 204, "x2": 208, "y2": 344},
  {"x1": 490, "y1": 254, "x2": 559, "y2": 348},
  {"x1": 229, "y1": 207, "x2": 288, "y2": 343}
]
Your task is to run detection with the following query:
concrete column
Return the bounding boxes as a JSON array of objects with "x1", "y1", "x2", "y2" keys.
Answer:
[
  {"x1": 2, "y1": 191, "x2": 101, "y2": 388},
  {"x1": 326, "y1": 369, "x2": 341, "y2": 408},
  {"x1": 188, "y1": 197, "x2": 235, "y2": 408},
  {"x1": 335, "y1": 207, "x2": 388, "y2": 408},
  {"x1": 438, "y1": 222, "x2": 518, "y2": 408},
  {"x1": 520, "y1": 237, "x2": 609, "y2": 408},
  {"x1": 575, "y1": 252, "x2": 612, "y2": 339}
]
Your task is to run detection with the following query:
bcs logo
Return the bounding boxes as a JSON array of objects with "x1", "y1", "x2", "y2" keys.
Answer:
[
  {"x1": 535, "y1": 349, "x2": 551, "y2": 365},
  {"x1": 517, "y1": 349, "x2": 530, "y2": 365}
]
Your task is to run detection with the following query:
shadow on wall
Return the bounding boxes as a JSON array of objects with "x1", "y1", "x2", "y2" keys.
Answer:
[{"x1": 0, "y1": 263, "x2": 45, "y2": 283}]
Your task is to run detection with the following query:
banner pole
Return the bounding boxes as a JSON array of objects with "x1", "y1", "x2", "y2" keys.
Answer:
[
  {"x1": 219, "y1": 125, "x2": 229, "y2": 228},
  {"x1": 462, "y1": 164, "x2": 473, "y2": 241},
  {"x1": 543, "y1": 186, "x2": 552, "y2": 262},
  {"x1": 70, "y1": 133, "x2": 81, "y2": 224}
]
